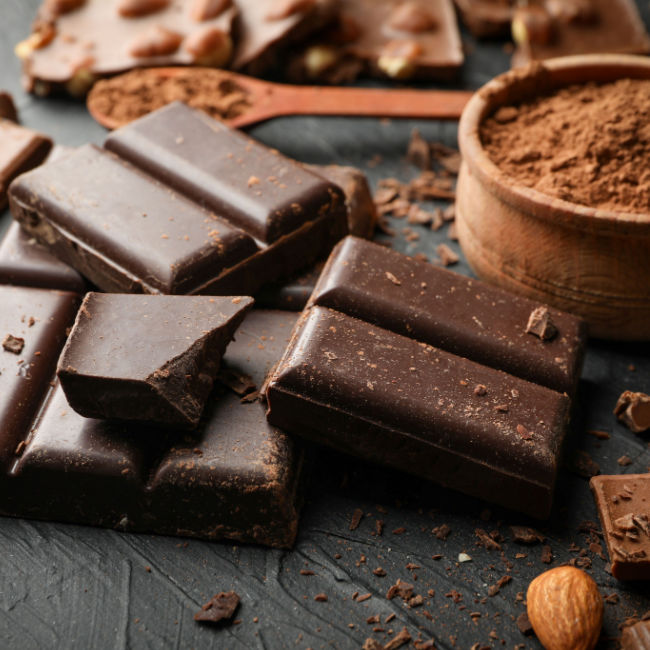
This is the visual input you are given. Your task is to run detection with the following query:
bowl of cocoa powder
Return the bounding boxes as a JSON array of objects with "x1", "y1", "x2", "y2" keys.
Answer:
[{"x1": 457, "y1": 54, "x2": 650, "y2": 340}]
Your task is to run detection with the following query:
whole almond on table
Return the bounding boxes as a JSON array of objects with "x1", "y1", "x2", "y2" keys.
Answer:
[{"x1": 526, "y1": 566, "x2": 603, "y2": 650}]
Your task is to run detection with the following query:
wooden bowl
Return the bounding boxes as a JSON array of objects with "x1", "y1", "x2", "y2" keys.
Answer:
[{"x1": 456, "y1": 54, "x2": 650, "y2": 340}]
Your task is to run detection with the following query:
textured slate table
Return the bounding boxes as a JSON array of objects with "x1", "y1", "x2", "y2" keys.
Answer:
[{"x1": 2, "y1": 2, "x2": 650, "y2": 648}]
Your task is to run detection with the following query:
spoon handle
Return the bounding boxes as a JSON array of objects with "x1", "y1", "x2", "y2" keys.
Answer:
[{"x1": 229, "y1": 84, "x2": 473, "y2": 127}]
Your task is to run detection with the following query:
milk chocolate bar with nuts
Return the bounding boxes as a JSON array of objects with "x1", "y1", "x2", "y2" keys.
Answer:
[
  {"x1": 16, "y1": 0, "x2": 237, "y2": 96},
  {"x1": 288, "y1": 0, "x2": 463, "y2": 83},
  {"x1": 452, "y1": 0, "x2": 514, "y2": 38},
  {"x1": 511, "y1": 0, "x2": 650, "y2": 68}
]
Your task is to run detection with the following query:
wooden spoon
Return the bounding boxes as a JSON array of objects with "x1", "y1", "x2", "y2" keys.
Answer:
[{"x1": 87, "y1": 67, "x2": 473, "y2": 130}]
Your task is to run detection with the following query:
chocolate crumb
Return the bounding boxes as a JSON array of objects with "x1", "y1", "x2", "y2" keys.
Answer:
[
  {"x1": 314, "y1": 593, "x2": 328, "y2": 602},
  {"x1": 510, "y1": 526, "x2": 544, "y2": 544},
  {"x1": 618, "y1": 455, "x2": 633, "y2": 467},
  {"x1": 433, "y1": 524, "x2": 451, "y2": 540},
  {"x1": 525, "y1": 306, "x2": 557, "y2": 341},
  {"x1": 436, "y1": 243, "x2": 459, "y2": 266},
  {"x1": 614, "y1": 391, "x2": 650, "y2": 433},
  {"x1": 2, "y1": 334, "x2": 25, "y2": 355},
  {"x1": 516, "y1": 612, "x2": 533, "y2": 636},
  {"x1": 384, "y1": 627, "x2": 412, "y2": 650},
  {"x1": 407, "y1": 129, "x2": 432, "y2": 170},
  {"x1": 194, "y1": 591, "x2": 240, "y2": 625},
  {"x1": 350, "y1": 507, "x2": 364, "y2": 531},
  {"x1": 541, "y1": 545, "x2": 553, "y2": 564},
  {"x1": 362, "y1": 638, "x2": 383, "y2": 650}
]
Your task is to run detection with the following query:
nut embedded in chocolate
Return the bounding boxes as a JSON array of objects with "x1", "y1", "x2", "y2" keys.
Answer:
[
  {"x1": 387, "y1": 2, "x2": 437, "y2": 33},
  {"x1": 2, "y1": 334, "x2": 25, "y2": 355},
  {"x1": 129, "y1": 26, "x2": 183, "y2": 58},
  {"x1": 512, "y1": 6, "x2": 555, "y2": 45},
  {"x1": 191, "y1": 0, "x2": 231, "y2": 21},
  {"x1": 194, "y1": 591, "x2": 240, "y2": 624},
  {"x1": 118, "y1": 0, "x2": 170, "y2": 18},
  {"x1": 614, "y1": 390, "x2": 650, "y2": 433},
  {"x1": 526, "y1": 306, "x2": 558, "y2": 341}
]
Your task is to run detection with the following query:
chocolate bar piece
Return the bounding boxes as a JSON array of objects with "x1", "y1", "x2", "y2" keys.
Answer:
[
  {"x1": 301, "y1": 237, "x2": 585, "y2": 394},
  {"x1": 452, "y1": 0, "x2": 514, "y2": 38},
  {"x1": 16, "y1": 0, "x2": 237, "y2": 96},
  {"x1": 267, "y1": 237, "x2": 585, "y2": 517},
  {"x1": 0, "y1": 285, "x2": 79, "y2": 470},
  {"x1": 289, "y1": 0, "x2": 463, "y2": 82},
  {"x1": 231, "y1": 0, "x2": 338, "y2": 74},
  {"x1": 4, "y1": 308, "x2": 303, "y2": 548},
  {"x1": 622, "y1": 621, "x2": 650, "y2": 649},
  {"x1": 512, "y1": 0, "x2": 650, "y2": 68},
  {"x1": 0, "y1": 120, "x2": 52, "y2": 210},
  {"x1": 255, "y1": 163, "x2": 377, "y2": 311},
  {"x1": 0, "y1": 92, "x2": 18, "y2": 122},
  {"x1": 10, "y1": 107, "x2": 347, "y2": 296},
  {"x1": 307, "y1": 163, "x2": 377, "y2": 239},
  {"x1": 590, "y1": 474, "x2": 650, "y2": 581},
  {"x1": 0, "y1": 221, "x2": 87, "y2": 293},
  {"x1": 104, "y1": 102, "x2": 346, "y2": 245},
  {"x1": 58, "y1": 293, "x2": 253, "y2": 428}
]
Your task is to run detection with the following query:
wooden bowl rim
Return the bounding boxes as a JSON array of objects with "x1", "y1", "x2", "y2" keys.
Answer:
[{"x1": 458, "y1": 54, "x2": 650, "y2": 235}]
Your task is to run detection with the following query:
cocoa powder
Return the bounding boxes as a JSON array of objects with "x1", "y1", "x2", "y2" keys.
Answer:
[
  {"x1": 88, "y1": 68, "x2": 251, "y2": 128},
  {"x1": 480, "y1": 78, "x2": 650, "y2": 214}
]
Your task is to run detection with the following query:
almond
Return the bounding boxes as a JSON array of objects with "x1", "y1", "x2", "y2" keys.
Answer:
[
  {"x1": 129, "y1": 25, "x2": 182, "y2": 58},
  {"x1": 527, "y1": 566, "x2": 603, "y2": 650},
  {"x1": 266, "y1": 0, "x2": 315, "y2": 21},
  {"x1": 117, "y1": 0, "x2": 170, "y2": 18},
  {"x1": 190, "y1": 0, "x2": 231, "y2": 21},
  {"x1": 184, "y1": 27, "x2": 232, "y2": 66},
  {"x1": 387, "y1": 2, "x2": 437, "y2": 33}
]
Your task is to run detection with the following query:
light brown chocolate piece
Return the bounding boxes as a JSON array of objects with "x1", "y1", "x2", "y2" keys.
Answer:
[
  {"x1": 231, "y1": 0, "x2": 338, "y2": 74},
  {"x1": 512, "y1": 0, "x2": 650, "y2": 68},
  {"x1": 615, "y1": 391, "x2": 650, "y2": 434},
  {"x1": 16, "y1": 0, "x2": 237, "y2": 96},
  {"x1": 288, "y1": 0, "x2": 463, "y2": 82},
  {"x1": 590, "y1": 474, "x2": 650, "y2": 581},
  {"x1": 622, "y1": 620, "x2": 650, "y2": 650}
]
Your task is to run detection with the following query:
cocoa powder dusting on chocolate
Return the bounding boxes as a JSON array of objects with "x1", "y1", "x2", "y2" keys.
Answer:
[{"x1": 481, "y1": 79, "x2": 650, "y2": 213}]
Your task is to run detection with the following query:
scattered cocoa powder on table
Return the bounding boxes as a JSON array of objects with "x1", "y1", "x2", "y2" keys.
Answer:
[
  {"x1": 480, "y1": 78, "x2": 650, "y2": 214},
  {"x1": 88, "y1": 68, "x2": 251, "y2": 127}
]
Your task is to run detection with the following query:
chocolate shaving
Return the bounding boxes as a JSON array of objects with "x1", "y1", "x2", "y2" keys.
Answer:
[
  {"x1": 217, "y1": 366, "x2": 256, "y2": 396},
  {"x1": 194, "y1": 591, "x2": 240, "y2": 624},
  {"x1": 510, "y1": 525, "x2": 544, "y2": 544}
]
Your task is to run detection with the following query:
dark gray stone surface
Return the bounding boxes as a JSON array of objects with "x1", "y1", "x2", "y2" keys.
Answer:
[{"x1": 1, "y1": 1, "x2": 649, "y2": 648}]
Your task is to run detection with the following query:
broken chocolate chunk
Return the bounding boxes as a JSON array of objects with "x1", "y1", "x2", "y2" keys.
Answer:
[
  {"x1": 526, "y1": 306, "x2": 558, "y2": 341},
  {"x1": 194, "y1": 591, "x2": 240, "y2": 624},
  {"x1": 614, "y1": 391, "x2": 650, "y2": 434},
  {"x1": 2, "y1": 334, "x2": 25, "y2": 355},
  {"x1": 57, "y1": 293, "x2": 253, "y2": 429}
]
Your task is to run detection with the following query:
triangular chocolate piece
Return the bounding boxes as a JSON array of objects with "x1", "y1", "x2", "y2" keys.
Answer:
[{"x1": 57, "y1": 293, "x2": 253, "y2": 428}]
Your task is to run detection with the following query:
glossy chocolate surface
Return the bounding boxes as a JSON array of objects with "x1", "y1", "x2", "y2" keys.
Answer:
[
  {"x1": 0, "y1": 285, "x2": 79, "y2": 470},
  {"x1": 590, "y1": 474, "x2": 650, "y2": 581},
  {"x1": 0, "y1": 120, "x2": 52, "y2": 210},
  {"x1": 267, "y1": 236, "x2": 583, "y2": 517},
  {"x1": 309, "y1": 237, "x2": 585, "y2": 395},
  {"x1": 10, "y1": 106, "x2": 347, "y2": 296},
  {"x1": 18, "y1": 0, "x2": 237, "y2": 95},
  {"x1": 105, "y1": 102, "x2": 346, "y2": 244},
  {"x1": 0, "y1": 221, "x2": 87, "y2": 293},
  {"x1": 5, "y1": 309, "x2": 303, "y2": 548},
  {"x1": 58, "y1": 293, "x2": 253, "y2": 428}
]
